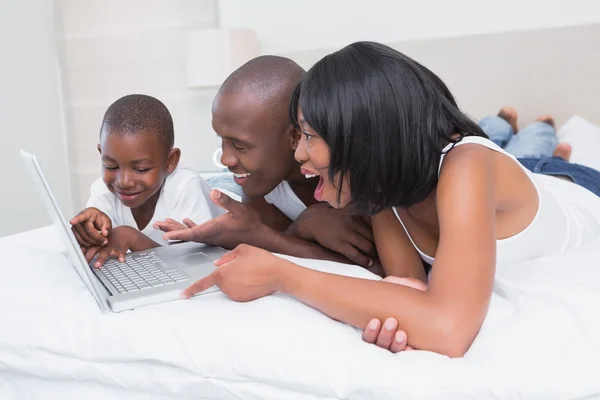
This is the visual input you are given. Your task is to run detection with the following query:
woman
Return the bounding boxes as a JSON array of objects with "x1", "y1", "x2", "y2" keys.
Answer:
[{"x1": 179, "y1": 42, "x2": 600, "y2": 357}]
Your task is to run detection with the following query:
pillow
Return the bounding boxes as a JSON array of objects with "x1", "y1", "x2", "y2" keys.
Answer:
[{"x1": 557, "y1": 115, "x2": 600, "y2": 171}]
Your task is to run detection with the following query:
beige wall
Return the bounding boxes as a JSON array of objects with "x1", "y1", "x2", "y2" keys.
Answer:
[
  {"x1": 56, "y1": 0, "x2": 222, "y2": 210},
  {"x1": 219, "y1": 0, "x2": 600, "y2": 54},
  {"x1": 284, "y1": 23, "x2": 600, "y2": 129}
]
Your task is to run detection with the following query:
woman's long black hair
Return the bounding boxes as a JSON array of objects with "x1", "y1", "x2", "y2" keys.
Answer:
[{"x1": 290, "y1": 41, "x2": 486, "y2": 215}]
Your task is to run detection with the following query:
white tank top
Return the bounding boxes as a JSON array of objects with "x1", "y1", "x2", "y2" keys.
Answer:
[
  {"x1": 393, "y1": 136, "x2": 600, "y2": 267},
  {"x1": 264, "y1": 181, "x2": 307, "y2": 221}
]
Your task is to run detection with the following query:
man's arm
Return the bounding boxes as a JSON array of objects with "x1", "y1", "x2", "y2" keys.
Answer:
[
  {"x1": 161, "y1": 190, "x2": 355, "y2": 264},
  {"x1": 245, "y1": 195, "x2": 294, "y2": 232}
]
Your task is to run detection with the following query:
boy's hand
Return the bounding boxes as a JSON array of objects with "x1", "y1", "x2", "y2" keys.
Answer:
[
  {"x1": 161, "y1": 190, "x2": 264, "y2": 250},
  {"x1": 287, "y1": 203, "x2": 377, "y2": 267},
  {"x1": 70, "y1": 207, "x2": 112, "y2": 247},
  {"x1": 88, "y1": 226, "x2": 159, "y2": 268}
]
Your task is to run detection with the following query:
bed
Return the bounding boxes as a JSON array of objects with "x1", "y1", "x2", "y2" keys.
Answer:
[
  {"x1": 1, "y1": 224, "x2": 600, "y2": 399},
  {"x1": 2, "y1": 24, "x2": 600, "y2": 399}
]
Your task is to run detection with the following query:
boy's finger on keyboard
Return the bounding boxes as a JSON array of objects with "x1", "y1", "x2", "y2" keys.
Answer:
[
  {"x1": 115, "y1": 247, "x2": 126, "y2": 262},
  {"x1": 94, "y1": 249, "x2": 110, "y2": 268}
]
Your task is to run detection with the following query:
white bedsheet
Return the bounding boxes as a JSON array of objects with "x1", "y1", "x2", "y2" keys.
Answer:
[{"x1": 0, "y1": 226, "x2": 599, "y2": 400}]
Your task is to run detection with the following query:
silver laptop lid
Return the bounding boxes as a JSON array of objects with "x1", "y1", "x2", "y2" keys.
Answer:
[{"x1": 20, "y1": 150, "x2": 110, "y2": 312}]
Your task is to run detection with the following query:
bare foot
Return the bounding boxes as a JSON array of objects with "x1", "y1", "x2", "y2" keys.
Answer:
[
  {"x1": 552, "y1": 143, "x2": 572, "y2": 161},
  {"x1": 536, "y1": 115, "x2": 555, "y2": 128},
  {"x1": 498, "y1": 106, "x2": 518, "y2": 133}
]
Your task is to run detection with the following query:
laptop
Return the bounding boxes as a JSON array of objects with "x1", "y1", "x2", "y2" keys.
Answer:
[{"x1": 20, "y1": 150, "x2": 226, "y2": 312}]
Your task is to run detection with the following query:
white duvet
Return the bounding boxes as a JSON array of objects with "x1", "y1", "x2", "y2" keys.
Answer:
[{"x1": 0, "y1": 226, "x2": 599, "y2": 400}]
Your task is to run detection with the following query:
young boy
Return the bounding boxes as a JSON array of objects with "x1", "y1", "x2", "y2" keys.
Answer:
[
  {"x1": 71, "y1": 94, "x2": 222, "y2": 266},
  {"x1": 156, "y1": 57, "x2": 378, "y2": 268}
]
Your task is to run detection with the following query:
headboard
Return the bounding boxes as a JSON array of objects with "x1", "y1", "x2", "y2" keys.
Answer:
[{"x1": 282, "y1": 23, "x2": 600, "y2": 128}]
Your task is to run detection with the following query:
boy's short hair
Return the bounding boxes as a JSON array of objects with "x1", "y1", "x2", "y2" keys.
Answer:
[{"x1": 100, "y1": 94, "x2": 174, "y2": 150}]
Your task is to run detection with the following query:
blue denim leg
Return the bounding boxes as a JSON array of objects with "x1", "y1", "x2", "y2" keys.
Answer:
[
  {"x1": 504, "y1": 122, "x2": 557, "y2": 158},
  {"x1": 479, "y1": 116, "x2": 514, "y2": 148},
  {"x1": 206, "y1": 174, "x2": 244, "y2": 198},
  {"x1": 518, "y1": 157, "x2": 600, "y2": 197}
]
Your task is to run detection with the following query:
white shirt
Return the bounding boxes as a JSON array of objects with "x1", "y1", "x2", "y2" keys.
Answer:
[
  {"x1": 394, "y1": 136, "x2": 600, "y2": 267},
  {"x1": 264, "y1": 180, "x2": 307, "y2": 221},
  {"x1": 86, "y1": 168, "x2": 224, "y2": 246}
]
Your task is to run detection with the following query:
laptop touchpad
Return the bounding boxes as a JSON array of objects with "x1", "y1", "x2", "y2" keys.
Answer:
[{"x1": 180, "y1": 252, "x2": 212, "y2": 266}]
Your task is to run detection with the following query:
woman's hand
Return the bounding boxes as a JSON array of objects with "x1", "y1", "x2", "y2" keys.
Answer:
[
  {"x1": 362, "y1": 276, "x2": 428, "y2": 352},
  {"x1": 181, "y1": 244, "x2": 288, "y2": 301}
]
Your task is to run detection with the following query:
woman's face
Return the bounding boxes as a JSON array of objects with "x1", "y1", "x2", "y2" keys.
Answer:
[{"x1": 294, "y1": 107, "x2": 351, "y2": 208}]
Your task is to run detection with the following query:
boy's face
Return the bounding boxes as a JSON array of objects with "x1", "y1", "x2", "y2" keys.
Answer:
[
  {"x1": 212, "y1": 92, "x2": 300, "y2": 198},
  {"x1": 98, "y1": 130, "x2": 179, "y2": 209}
]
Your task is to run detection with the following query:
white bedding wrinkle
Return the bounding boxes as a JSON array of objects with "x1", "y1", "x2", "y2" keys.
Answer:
[{"x1": 0, "y1": 226, "x2": 599, "y2": 399}]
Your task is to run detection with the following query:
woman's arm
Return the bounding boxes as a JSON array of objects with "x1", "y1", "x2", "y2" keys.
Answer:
[
  {"x1": 183, "y1": 146, "x2": 498, "y2": 357},
  {"x1": 370, "y1": 209, "x2": 427, "y2": 282},
  {"x1": 278, "y1": 146, "x2": 497, "y2": 357}
]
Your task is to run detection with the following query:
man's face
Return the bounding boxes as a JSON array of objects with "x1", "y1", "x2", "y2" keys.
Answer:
[{"x1": 212, "y1": 92, "x2": 299, "y2": 198}]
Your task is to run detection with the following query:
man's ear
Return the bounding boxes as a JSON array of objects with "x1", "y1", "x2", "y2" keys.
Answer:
[
  {"x1": 166, "y1": 148, "x2": 181, "y2": 173},
  {"x1": 289, "y1": 126, "x2": 301, "y2": 151},
  {"x1": 97, "y1": 144, "x2": 101, "y2": 155}
]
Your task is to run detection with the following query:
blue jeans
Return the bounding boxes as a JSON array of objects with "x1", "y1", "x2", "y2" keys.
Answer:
[
  {"x1": 479, "y1": 115, "x2": 600, "y2": 197},
  {"x1": 518, "y1": 157, "x2": 600, "y2": 197},
  {"x1": 479, "y1": 115, "x2": 557, "y2": 158}
]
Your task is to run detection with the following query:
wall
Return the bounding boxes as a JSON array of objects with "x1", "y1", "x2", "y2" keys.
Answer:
[
  {"x1": 56, "y1": 0, "x2": 221, "y2": 210},
  {"x1": 218, "y1": 0, "x2": 600, "y2": 54},
  {"x1": 283, "y1": 24, "x2": 600, "y2": 128},
  {"x1": 0, "y1": 0, "x2": 73, "y2": 237}
]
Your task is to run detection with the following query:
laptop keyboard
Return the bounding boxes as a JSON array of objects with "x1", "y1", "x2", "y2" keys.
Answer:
[{"x1": 99, "y1": 252, "x2": 189, "y2": 294}]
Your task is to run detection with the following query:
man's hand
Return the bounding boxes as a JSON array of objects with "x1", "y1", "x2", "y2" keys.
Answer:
[
  {"x1": 288, "y1": 203, "x2": 376, "y2": 267},
  {"x1": 160, "y1": 190, "x2": 267, "y2": 250},
  {"x1": 153, "y1": 218, "x2": 196, "y2": 233}
]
